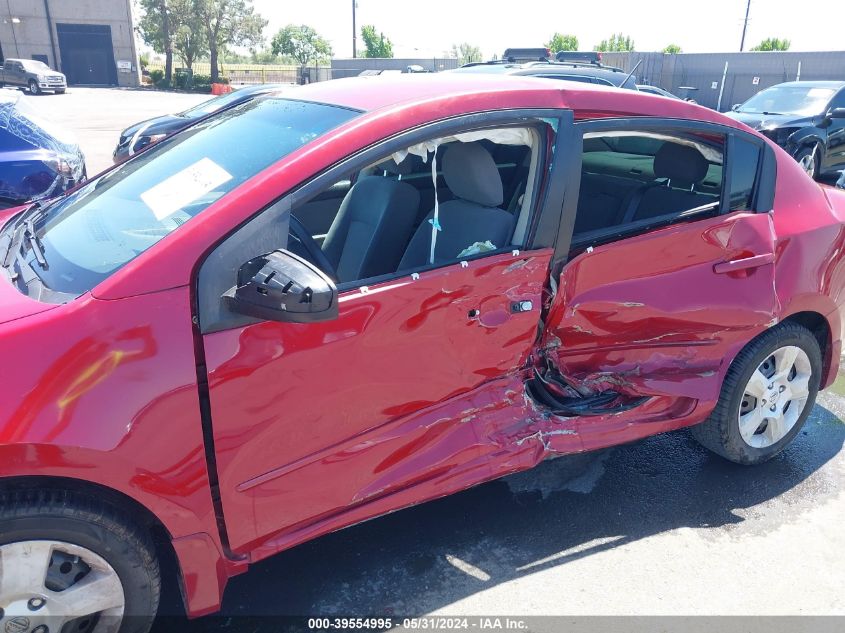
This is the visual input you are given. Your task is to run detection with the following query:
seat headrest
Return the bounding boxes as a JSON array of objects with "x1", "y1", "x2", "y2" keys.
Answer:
[
  {"x1": 443, "y1": 143, "x2": 504, "y2": 208},
  {"x1": 653, "y1": 142, "x2": 709, "y2": 185}
]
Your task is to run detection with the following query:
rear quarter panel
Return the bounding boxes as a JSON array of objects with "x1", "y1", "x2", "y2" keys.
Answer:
[{"x1": 768, "y1": 148, "x2": 845, "y2": 387}]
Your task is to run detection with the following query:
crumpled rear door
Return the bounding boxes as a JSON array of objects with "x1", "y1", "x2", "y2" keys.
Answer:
[{"x1": 537, "y1": 210, "x2": 778, "y2": 431}]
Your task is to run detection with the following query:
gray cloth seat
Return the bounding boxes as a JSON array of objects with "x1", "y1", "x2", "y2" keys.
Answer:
[
  {"x1": 321, "y1": 166, "x2": 420, "y2": 283},
  {"x1": 632, "y1": 142, "x2": 717, "y2": 221},
  {"x1": 399, "y1": 143, "x2": 515, "y2": 270}
]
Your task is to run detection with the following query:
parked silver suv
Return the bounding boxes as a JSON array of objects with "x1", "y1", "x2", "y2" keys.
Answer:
[{"x1": 0, "y1": 58, "x2": 67, "y2": 95}]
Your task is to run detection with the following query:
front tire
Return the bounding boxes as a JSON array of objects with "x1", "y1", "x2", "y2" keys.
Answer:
[
  {"x1": 0, "y1": 489, "x2": 160, "y2": 633},
  {"x1": 691, "y1": 322, "x2": 821, "y2": 465},
  {"x1": 27, "y1": 80, "x2": 41, "y2": 95},
  {"x1": 795, "y1": 144, "x2": 820, "y2": 180}
]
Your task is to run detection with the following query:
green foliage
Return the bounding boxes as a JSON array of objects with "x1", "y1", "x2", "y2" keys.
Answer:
[
  {"x1": 750, "y1": 37, "x2": 791, "y2": 51},
  {"x1": 451, "y1": 42, "x2": 482, "y2": 65},
  {"x1": 171, "y1": 0, "x2": 207, "y2": 69},
  {"x1": 663, "y1": 43, "x2": 682, "y2": 54},
  {"x1": 150, "y1": 68, "x2": 164, "y2": 85},
  {"x1": 139, "y1": 52, "x2": 151, "y2": 69},
  {"x1": 271, "y1": 24, "x2": 333, "y2": 66},
  {"x1": 361, "y1": 24, "x2": 393, "y2": 58},
  {"x1": 195, "y1": 0, "x2": 267, "y2": 80},
  {"x1": 137, "y1": 0, "x2": 169, "y2": 56},
  {"x1": 594, "y1": 33, "x2": 635, "y2": 52},
  {"x1": 546, "y1": 33, "x2": 579, "y2": 53}
]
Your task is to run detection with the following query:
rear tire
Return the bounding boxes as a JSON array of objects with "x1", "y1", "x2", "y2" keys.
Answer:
[
  {"x1": 691, "y1": 322, "x2": 821, "y2": 465},
  {"x1": 0, "y1": 488, "x2": 161, "y2": 633},
  {"x1": 27, "y1": 79, "x2": 41, "y2": 95}
]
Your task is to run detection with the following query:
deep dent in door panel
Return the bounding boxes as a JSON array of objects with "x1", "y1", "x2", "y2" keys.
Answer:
[
  {"x1": 539, "y1": 212, "x2": 779, "y2": 405},
  {"x1": 203, "y1": 251, "x2": 553, "y2": 552}
]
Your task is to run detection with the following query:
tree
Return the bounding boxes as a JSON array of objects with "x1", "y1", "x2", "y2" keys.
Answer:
[
  {"x1": 751, "y1": 37, "x2": 791, "y2": 51},
  {"x1": 271, "y1": 24, "x2": 333, "y2": 68},
  {"x1": 138, "y1": 0, "x2": 175, "y2": 84},
  {"x1": 361, "y1": 24, "x2": 393, "y2": 58},
  {"x1": 171, "y1": 0, "x2": 206, "y2": 69},
  {"x1": 663, "y1": 43, "x2": 682, "y2": 54},
  {"x1": 195, "y1": 0, "x2": 267, "y2": 82},
  {"x1": 594, "y1": 33, "x2": 635, "y2": 52},
  {"x1": 546, "y1": 33, "x2": 579, "y2": 53},
  {"x1": 450, "y1": 42, "x2": 482, "y2": 65}
]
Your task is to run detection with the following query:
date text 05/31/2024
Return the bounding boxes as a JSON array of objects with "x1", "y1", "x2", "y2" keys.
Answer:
[{"x1": 307, "y1": 618, "x2": 529, "y2": 630}]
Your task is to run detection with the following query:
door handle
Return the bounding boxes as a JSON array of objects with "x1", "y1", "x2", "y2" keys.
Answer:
[{"x1": 713, "y1": 253, "x2": 774, "y2": 274}]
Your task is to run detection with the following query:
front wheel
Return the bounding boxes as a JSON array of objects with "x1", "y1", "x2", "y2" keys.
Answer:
[
  {"x1": 795, "y1": 144, "x2": 820, "y2": 180},
  {"x1": 691, "y1": 322, "x2": 821, "y2": 465},
  {"x1": 0, "y1": 489, "x2": 161, "y2": 633},
  {"x1": 27, "y1": 80, "x2": 41, "y2": 95}
]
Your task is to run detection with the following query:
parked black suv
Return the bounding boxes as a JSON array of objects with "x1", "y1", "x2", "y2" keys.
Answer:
[
  {"x1": 725, "y1": 81, "x2": 845, "y2": 180},
  {"x1": 453, "y1": 49, "x2": 638, "y2": 90}
]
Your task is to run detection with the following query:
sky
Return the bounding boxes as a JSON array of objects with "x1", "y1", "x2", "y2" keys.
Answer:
[{"x1": 250, "y1": 0, "x2": 843, "y2": 59}]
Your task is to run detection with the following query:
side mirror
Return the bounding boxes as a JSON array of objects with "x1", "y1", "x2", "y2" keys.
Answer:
[
  {"x1": 731, "y1": 104, "x2": 741, "y2": 112},
  {"x1": 828, "y1": 107, "x2": 845, "y2": 119},
  {"x1": 225, "y1": 250, "x2": 338, "y2": 323}
]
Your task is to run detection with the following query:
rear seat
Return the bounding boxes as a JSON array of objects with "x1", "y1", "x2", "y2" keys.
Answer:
[
  {"x1": 574, "y1": 142, "x2": 718, "y2": 237},
  {"x1": 574, "y1": 172, "x2": 641, "y2": 234}
]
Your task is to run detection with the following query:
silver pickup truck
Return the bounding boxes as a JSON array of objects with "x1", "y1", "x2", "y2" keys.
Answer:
[{"x1": 0, "y1": 58, "x2": 66, "y2": 95}]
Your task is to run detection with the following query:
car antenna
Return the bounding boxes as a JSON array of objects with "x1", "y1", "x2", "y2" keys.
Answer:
[{"x1": 621, "y1": 59, "x2": 643, "y2": 87}]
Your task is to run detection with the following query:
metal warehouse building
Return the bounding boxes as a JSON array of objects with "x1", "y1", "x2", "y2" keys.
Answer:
[{"x1": 0, "y1": 0, "x2": 139, "y2": 87}]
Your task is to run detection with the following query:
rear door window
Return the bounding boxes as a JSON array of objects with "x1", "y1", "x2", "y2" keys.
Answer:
[{"x1": 574, "y1": 128, "x2": 725, "y2": 242}]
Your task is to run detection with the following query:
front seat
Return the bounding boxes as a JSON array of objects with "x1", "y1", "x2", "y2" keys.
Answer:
[
  {"x1": 321, "y1": 160, "x2": 420, "y2": 283},
  {"x1": 631, "y1": 142, "x2": 716, "y2": 221},
  {"x1": 399, "y1": 143, "x2": 515, "y2": 270}
]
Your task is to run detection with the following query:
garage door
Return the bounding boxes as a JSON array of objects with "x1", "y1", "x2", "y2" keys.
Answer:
[{"x1": 56, "y1": 23, "x2": 118, "y2": 86}]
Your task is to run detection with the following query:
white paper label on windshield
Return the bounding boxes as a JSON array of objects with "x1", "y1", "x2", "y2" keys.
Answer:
[{"x1": 140, "y1": 157, "x2": 233, "y2": 221}]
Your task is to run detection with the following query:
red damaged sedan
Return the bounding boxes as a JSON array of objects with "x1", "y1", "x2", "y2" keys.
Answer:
[{"x1": 1, "y1": 74, "x2": 844, "y2": 631}]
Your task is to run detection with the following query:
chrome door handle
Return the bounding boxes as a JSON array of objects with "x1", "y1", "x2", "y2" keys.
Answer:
[{"x1": 713, "y1": 253, "x2": 774, "y2": 274}]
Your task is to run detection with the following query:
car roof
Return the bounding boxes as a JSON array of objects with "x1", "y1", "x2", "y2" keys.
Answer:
[
  {"x1": 452, "y1": 62, "x2": 631, "y2": 87},
  {"x1": 769, "y1": 81, "x2": 845, "y2": 89},
  {"x1": 277, "y1": 73, "x2": 744, "y2": 129}
]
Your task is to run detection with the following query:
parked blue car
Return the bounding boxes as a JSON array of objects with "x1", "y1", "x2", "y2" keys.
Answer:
[{"x1": 0, "y1": 91, "x2": 85, "y2": 209}]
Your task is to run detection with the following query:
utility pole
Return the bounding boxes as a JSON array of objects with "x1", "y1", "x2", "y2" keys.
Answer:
[
  {"x1": 739, "y1": 0, "x2": 751, "y2": 51},
  {"x1": 352, "y1": 0, "x2": 357, "y2": 58}
]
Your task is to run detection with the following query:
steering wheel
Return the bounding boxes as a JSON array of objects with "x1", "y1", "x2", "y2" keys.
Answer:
[{"x1": 288, "y1": 215, "x2": 338, "y2": 283}]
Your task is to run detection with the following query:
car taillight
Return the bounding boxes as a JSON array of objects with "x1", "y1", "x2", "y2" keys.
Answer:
[{"x1": 597, "y1": 52, "x2": 603, "y2": 62}]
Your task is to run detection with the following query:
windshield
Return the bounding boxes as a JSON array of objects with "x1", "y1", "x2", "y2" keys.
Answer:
[
  {"x1": 8, "y1": 98, "x2": 357, "y2": 298},
  {"x1": 180, "y1": 88, "x2": 261, "y2": 119},
  {"x1": 20, "y1": 60, "x2": 52, "y2": 73},
  {"x1": 738, "y1": 85, "x2": 836, "y2": 116}
]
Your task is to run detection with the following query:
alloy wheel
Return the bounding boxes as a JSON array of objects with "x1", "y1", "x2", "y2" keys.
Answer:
[
  {"x1": 737, "y1": 345, "x2": 813, "y2": 449},
  {"x1": 0, "y1": 540, "x2": 125, "y2": 633},
  {"x1": 799, "y1": 151, "x2": 816, "y2": 177}
]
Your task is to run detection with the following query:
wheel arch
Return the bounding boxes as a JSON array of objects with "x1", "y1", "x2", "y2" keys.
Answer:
[
  {"x1": 781, "y1": 310, "x2": 835, "y2": 388},
  {"x1": 0, "y1": 473, "x2": 232, "y2": 617}
]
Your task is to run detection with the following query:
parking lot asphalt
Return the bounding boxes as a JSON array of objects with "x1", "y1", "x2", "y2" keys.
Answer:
[
  {"x1": 25, "y1": 86, "x2": 845, "y2": 627},
  {"x1": 14, "y1": 86, "x2": 211, "y2": 174}
]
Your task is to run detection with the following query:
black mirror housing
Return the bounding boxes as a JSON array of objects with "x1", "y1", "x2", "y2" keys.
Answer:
[
  {"x1": 829, "y1": 107, "x2": 845, "y2": 119},
  {"x1": 226, "y1": 250, "x2": 338, "y2": 323}
]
